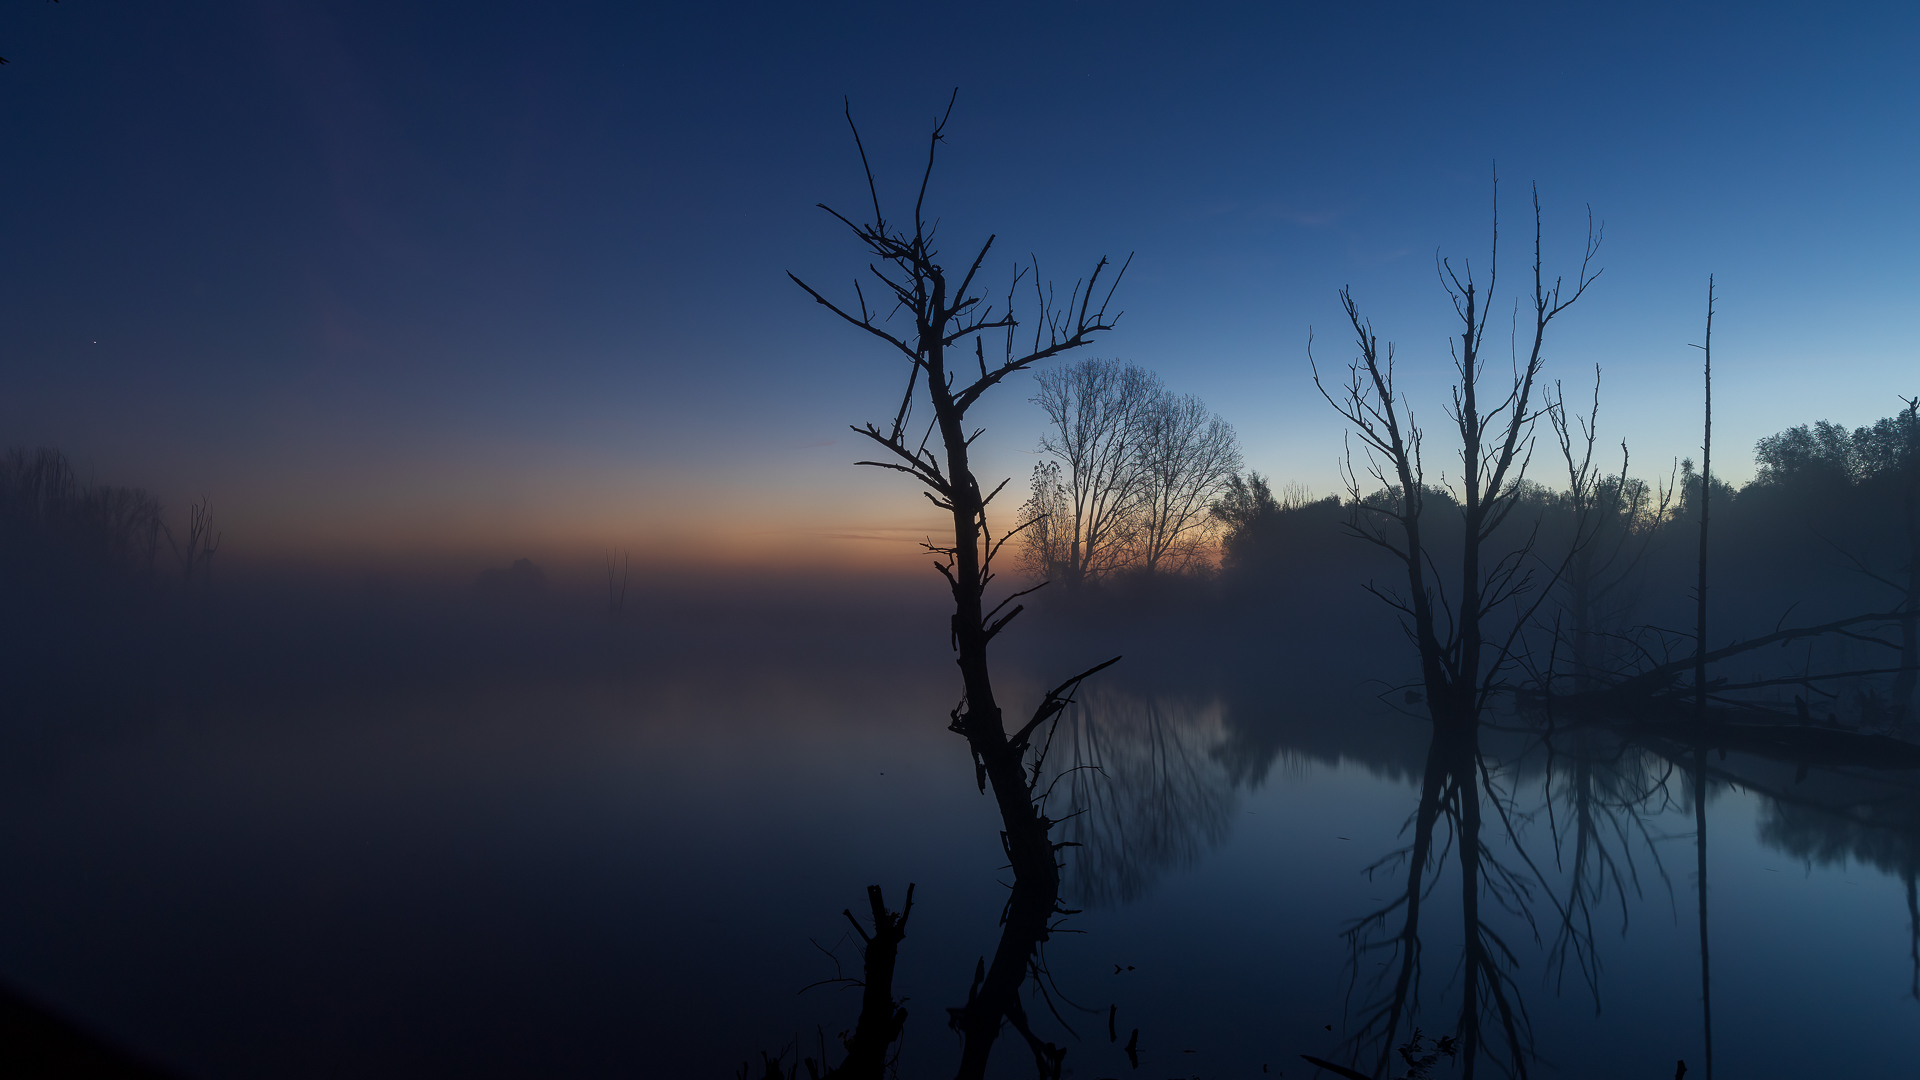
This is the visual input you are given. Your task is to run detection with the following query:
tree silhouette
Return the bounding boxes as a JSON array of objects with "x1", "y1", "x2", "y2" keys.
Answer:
[
  {"x1": 1312, "y1": 185, "x2": 1602, "y2": 736},
  {"x1": 790, "y1": 92, "x2": 1127, "y2": 1078}
]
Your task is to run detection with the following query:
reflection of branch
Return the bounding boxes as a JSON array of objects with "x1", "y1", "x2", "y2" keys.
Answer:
[
  {"x1": 1341, "y1": 744, "x2": 1450, "y2": 1076},
  {"x1": 1052, "y1": 689, "x2": 1237, "y2": 908},
  {"x1": 1339, "y1": 727, "x2": 1556, "y2": 1079},
  {"x1": 1539, "y1": 736, "x2": 1680, "y2": 1010}
]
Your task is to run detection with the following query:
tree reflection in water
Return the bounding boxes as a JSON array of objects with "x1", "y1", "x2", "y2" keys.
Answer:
[
  {"x1": 762, "y1": 678, "x2": 1920, "y2": 1078},
  {"x1": 1049, "y1": 688, "x2": 1237, "y2": 908},
  {"x1": 1536, "y1": 729, "x2": 1681, "y2": 1011},
  {"x1": 1340, "y1": 721, "x2": 1540, "y2": 1080},
  {"x1": 1752, "y1": 764, "x2": 1920, "y2": 1000}
]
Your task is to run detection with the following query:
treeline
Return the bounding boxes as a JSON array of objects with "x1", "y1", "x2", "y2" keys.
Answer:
[
  {"x1": 1022, "y1": 389, "x2": 1920, "y2": 725},
  {"x1": 1194, "y1": 400, "x2": 1920, "y2": 720},
  {"x1": 0, "y1": 446, "x2": 219, "y2": 592}
]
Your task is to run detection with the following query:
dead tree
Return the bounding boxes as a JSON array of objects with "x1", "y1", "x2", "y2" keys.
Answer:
[
  {"x1": 1691, "y1": 278, "x2": 1715, "y2": 719},
  {"x1": 169, "y1": 497, "x2": 221, "y2": 584},
  {"x1": 606, "y1": 549, "x2": 629, "y2": 615},
  {"x1": 1854, "y1": 396, "x2": 1920, "y2": 722},
  {"x1": 790, "y1": 93, "x2": 1125, "y2": 1079},
  {"x1": 1546, "y1": 369, "x2": 1675, "y2": 691},
  {"x1": 1313, "y1": 186, "x2": 1602, "y2": 735}
]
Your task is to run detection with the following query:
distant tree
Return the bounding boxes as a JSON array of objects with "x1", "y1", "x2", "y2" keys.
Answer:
[
  {"x1": 169, "y1": 497, "x2": 222, "y2": 583},
  {"x1": 1029, "y1": 358, "x2": 1159, "y2": 584},
  {"x1": 1016, "y1": 460, "x2": 1071, "y2": 579},
  {"x1": 0, "y1": 446, "x2": 166, "y2": 581},
  {"x1": 1023, "y1": 360, "x2": 1240, "y2": 580},
  {"x1": 1754, "y1": 420, "x2": 1864, "y2": 487},
  {"x1": 1747, "y1": 400, "x2": 1920, "y2": 721},
  {"x1": 1210, "y1": 471, "x2": 1281, "y2": 569},
  {"x1": 1133, "y1": 392, "x2": 1241, "y2": 574},
  {"x1": 1208, "y1": 472, "x2": 1354, "y2": 590}
]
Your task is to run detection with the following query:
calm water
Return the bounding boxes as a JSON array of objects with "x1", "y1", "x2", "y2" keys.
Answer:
[{"x1": 0, "y1": 597, "x2": 1914, "y2": 1078}]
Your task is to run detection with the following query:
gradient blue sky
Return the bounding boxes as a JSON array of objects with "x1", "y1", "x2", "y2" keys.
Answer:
[{"x1": 3, "y1": 2, "x2": 1915, "y2": 573}]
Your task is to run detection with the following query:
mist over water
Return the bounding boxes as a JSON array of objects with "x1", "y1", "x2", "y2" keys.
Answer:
[{"x1": 0, "y1": 563, "x2": 1914, "y2": 1078}]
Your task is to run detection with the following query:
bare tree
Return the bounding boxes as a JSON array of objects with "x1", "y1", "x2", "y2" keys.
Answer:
[
  {"x1": 1023, "y1": 362, "x2": 1240, "y2": 579},
  {"x1": 0, "y1": 447, "x2": 167, "y2": 581},
  {"x1": 170, "y1": 497, "x2": 221, "y2": 584},
  {"x1": 1692, "y1": 277, "x2": 1715, "y2": 721},
  {"x1": 1312, "y1": 185, "x2": 1602, "y2": 735},
  {"x1": 789, "y1": 93, "x2": 1127, "y2": 1078},
  {"x1": 1134, "y1": 391, "x2": 1241, "y2": 574},
  {"x1": 1029, "y1": 358, "x2": 1159, "y2": 584},
  {"x1": 1545, "y1": 369, "x2": 1675, "y2": 690},
  {"x1": 606, "y1": 549, "x2": 630, "y2": 615}
]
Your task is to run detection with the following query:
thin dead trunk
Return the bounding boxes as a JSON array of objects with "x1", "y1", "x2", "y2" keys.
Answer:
[
  {"x1": 1694, "y1": 277, "x2": 1714, "y2": 719},
  {"x1": 1897, "y1": 405, "x2": 1919, "y2": 720}
]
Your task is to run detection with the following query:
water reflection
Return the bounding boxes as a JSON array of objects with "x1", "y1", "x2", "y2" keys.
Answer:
[
  {"x1": 1691, "y1": 744, "x2": 1715, "y2": 1080},
  {"x1": 1747, "y1": 755, "x2": 1920, "y2": 1001},
  {"x1": 1537, "y1": 728, "x2": 1681, "y2": 1011},
  {"x1": 800, "y1": 677, "x2": 1920, "y2": 1079},
  {"x1": 1041, "y1": 684, "x2": 1730, "y2": 1077},
  {"x1": 1051, "y1": 689, "x2": 1236, "y2": 907},
  {"x1": 9, "y1": 623, "x2": 1920, "y2": 1077},
  {"x1": 1338, "y1": 721, "x2": 1537, "y2": 1079},
  {"x1": 945, "y1": 873, "x2": 1071, "y2": 1079},
  {"x1": 1621, "y1": 722, "x2": 1920, "y2": 1007}
]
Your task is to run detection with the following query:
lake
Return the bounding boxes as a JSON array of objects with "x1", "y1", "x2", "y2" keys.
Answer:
[{"x1": 0, "y1": 587, "x2": 1914, "y2": 1078}]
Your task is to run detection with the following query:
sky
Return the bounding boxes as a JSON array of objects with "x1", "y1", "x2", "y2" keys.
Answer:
[{"x1": 3, "y1": 1, "x2": 1916, "y2": 578}]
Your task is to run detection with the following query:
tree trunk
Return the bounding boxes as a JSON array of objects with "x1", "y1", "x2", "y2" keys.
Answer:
[
  {"x1": 826, "y1": 886, "x2": 913, "y2": 1080},
  {"x1": 1694, "y1": 278, "x2": 1714, "y2": 720},
  {"x1": 1895, "y1": 462, "x2": 1918, "y2": 722}
]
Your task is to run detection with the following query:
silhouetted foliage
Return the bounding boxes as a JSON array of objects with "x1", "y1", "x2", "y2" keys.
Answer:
[{"x1": 1210, "y1": 472, "x2": 1346, "y2": 583}]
